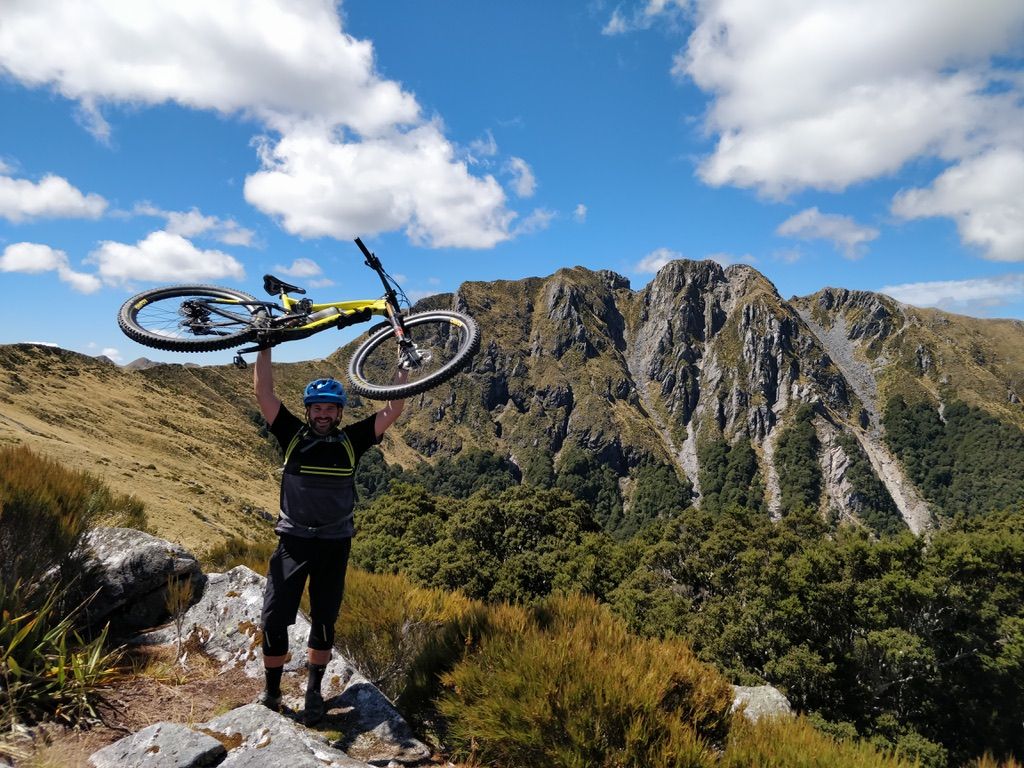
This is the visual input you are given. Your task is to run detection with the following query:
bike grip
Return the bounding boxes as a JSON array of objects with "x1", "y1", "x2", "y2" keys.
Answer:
[{"x1": 354, "y1": 237, "x2": 373, "y2": 259}]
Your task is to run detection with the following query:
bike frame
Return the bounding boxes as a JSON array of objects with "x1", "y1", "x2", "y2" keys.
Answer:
[
  {"x1": 278, "y1": 295, "x2": 390, "y2": 332},
  {"x1": 226, "y1": 238, "x2": 410, "y2": 365}
]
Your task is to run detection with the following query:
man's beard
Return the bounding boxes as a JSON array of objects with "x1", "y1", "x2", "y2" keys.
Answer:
[{"x1": 308, "y1": 416, "x2": 339, "y2": 435}]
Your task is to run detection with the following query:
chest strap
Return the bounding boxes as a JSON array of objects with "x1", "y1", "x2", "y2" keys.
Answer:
[{"x1": 282, "y1": 427, "x2": 356, "y2": 473}]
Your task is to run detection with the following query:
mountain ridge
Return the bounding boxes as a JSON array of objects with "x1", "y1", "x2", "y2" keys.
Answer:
[{"x1": 3, "y1": 259, "x2": 1024, "y2": 550}]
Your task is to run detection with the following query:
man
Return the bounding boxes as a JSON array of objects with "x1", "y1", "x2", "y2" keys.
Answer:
[{"x1": 253, "y1": 346, "x2": 406, "y2": 724}]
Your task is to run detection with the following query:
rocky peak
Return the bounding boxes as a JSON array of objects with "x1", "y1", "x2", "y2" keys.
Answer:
[{"x1": 805, "y1": 287, "x2": 904, "y2": 342}]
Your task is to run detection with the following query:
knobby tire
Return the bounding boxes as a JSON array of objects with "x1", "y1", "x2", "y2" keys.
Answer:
[
  {"x1": 118, "y1": 285, "x2": 261, "y2": 352},
  {"x1": 347, "y1": 311, "x2": 480, "y2": 400}
]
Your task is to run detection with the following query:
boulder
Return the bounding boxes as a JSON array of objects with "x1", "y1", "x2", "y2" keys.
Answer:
[
  {"x1": 80, "y1": 527, "x2": 201, "y2": 637},
  {"x1": 89, "y1": 722, "x2": 225, "y2": 768},
  {"x1": 731, "y1": 684, "x2": 794, "y2": 723},
  {"x1": 137, "y1": 565, "x2": 431, "y2": 766},
  {"x1": 90, "y1": 705, "x2": 375, "y2": 768}
]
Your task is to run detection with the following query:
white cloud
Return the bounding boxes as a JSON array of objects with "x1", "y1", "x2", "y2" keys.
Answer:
[
  {"x1": 134, "y1": 203, "x2": 256, "y2": 247},
  {"x1": 777, "y1": 207, "x2": 879, "y2": 259},
  {"x1": 636, "y1": 247, "x2": 682, "y2": 273},
  {"x1": 87, "y1": 231, "x2": 245, "y2": 286},
  {"x1": 0, "y1": 173, "x2": 107, "y2": 222},
  {"x1": 468, "y1": 131, "x2": 499, "y2": 164},
  {"x1": 245, "y1": 121, "x2": 512, "y2": 248},
  {"x1": 892, "y1": 147, "x2": 1024, "y2": 262},
  {"x1": 880, "y1": 274, "x2": 1024, "y2": 313},
  {"x1": 675, "y1": 0, "x2": 1024, "y2": 257},
  {"x1": 774, "y1": 248, "x2": 804, "y2": 264},
  {"x1": 0, "y1": 242, "x2": 102, "y2": 293},
  {"x1": 0, "y1": 0, "x2": 518, "y2": 249},
  {"x1": 506, "y1": 157, "x2": 537, "y2": 198},
  {"x1": 0, "y1": 0, "x2": 418, "y2": 136},
  {"x1": 573, "y1": 203, "x2": 588, "y2": 223},
  {"x1": 274, "y1": 258, "x2": 322, "y2": 278},
  {"x1": 603, "y1": 0, "x2": 687, "y2": 35},
  {"x1": 100, "y1": 347, "x2": 123, "y2": 363},
  {"x1": 513, "y1": 208, "x2": 556, "y2": 236}
]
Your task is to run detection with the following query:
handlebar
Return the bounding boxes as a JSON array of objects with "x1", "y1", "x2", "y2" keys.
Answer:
[
  {"x1": 354, "y1": 237, "x2": 381, "y2": 270},
  {"x1": 354, "y1": 237, "x2": 403, "y2": 318}
]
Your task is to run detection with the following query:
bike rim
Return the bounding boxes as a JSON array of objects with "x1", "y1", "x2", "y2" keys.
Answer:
[
  {"x1": 131, "y1": 291, "x2": 257, "y2": 342},
  {"x1": 353, "y1": 314, "x2": 475, "y2": 393}
]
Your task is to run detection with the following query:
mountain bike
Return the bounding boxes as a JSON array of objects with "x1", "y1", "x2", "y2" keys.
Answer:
[{"x1": 117, "y1": 238, "x2": 480, "y2": 401}]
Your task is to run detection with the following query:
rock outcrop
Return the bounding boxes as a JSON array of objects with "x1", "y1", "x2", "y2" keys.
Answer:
[
  {"x1": 80, "y1": 527, "x2": 202, "y2": 637},
  {"x1": 135, "y1": 565, "x2": 431, "y2": 766},
  {"x1": 91, "y1": 704, "x2": 410, "y2": 768},
  {"x1": 83, "y1": 532, "x2": 430, "y2": 768}
]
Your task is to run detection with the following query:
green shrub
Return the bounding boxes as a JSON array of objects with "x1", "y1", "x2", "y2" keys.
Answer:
[
  {"x1": 437, "y1": 593, "x2": 734, "y2": 768},
  {"x1": 334, "y1": 567, "x2": 475, "y2": 702}
]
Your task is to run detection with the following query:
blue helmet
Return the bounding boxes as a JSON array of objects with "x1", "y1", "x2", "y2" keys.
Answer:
[{"x1": 303, "y1": 378, "x2": 347, "y2": 406}]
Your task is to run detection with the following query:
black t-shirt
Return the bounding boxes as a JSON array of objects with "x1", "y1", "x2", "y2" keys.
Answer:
[{"x1": 268, "y1": 404, "x2": 380, "y2": 539}]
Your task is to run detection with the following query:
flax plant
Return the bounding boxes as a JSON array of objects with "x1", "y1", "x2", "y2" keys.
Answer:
[{"x1": 1, "y1": 583, "x2": 123, "y2": 728}]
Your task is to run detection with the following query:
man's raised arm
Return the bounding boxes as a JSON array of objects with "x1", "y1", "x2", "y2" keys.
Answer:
[
  {"x1": 254, "y1": 348, "x2": 282, "y2": 424},
  {"x1": 374, "y1": 367, "x2": 408, "y2": 438}
]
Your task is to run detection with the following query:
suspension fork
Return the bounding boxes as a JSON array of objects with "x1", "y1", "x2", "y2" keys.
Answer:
[{"x1": 355, "y1": 236, "x2": 421, "y2": 367}]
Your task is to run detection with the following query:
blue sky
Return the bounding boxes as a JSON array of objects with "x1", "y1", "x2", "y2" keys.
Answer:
[{"x1": 1, "y1": 0, "x2": 1022, "y2": 364}]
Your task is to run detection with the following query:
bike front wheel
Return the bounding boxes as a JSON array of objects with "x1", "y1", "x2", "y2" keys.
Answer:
[
  {"x1": 118, "y1": 285, "x2": 261, "y2": 352},
  {"x1": 347, "y1": 311, "x2": 480, "y2": 400}
]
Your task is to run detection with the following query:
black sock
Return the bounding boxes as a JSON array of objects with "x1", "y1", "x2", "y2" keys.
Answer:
[
  {"x1": 265, "y1": 666, "x2": 283, "y2": 697},
  {"x1": 306, "y1": 663, "x2": 327, "y2": 694}
]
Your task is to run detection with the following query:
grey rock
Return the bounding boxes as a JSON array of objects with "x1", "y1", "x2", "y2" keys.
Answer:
[
  {"x1": 202, "y1": 704, "x2": 370, "y2": 767},
  {"x1": 80, "y1": 527, "x2": 201, "y2": 637},
  {"x1": 137, "y1": 566, "x2": 431, "y2": 766},
  {"x1": 89, "y1": 722, "x2": 225, "y2": 768},
  {"x1": 136, "y1": 565, "x2": 287, "y2": 675},
  {"x1": 731, "y1": 685, "x2": 794, "y2": 723}
]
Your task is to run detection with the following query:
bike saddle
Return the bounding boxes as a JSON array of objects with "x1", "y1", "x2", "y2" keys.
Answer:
[{"x1": 263, "y1": 274, "x2": 306, "y2": 296}]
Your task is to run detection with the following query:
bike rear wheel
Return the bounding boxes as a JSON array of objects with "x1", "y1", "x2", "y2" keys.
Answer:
[
  {"x1": 347, "y1": 311, "x2": 480, "y2": 400},
  {"x1": 118, "y1": 285, "x2": 261, "y2": 352}
]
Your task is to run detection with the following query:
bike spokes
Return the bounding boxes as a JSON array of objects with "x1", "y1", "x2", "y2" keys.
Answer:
[{"x1": 347, "y1": 311, "x2": 480, "y2": 400}]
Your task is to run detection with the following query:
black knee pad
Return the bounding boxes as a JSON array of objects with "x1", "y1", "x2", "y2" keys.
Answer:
[
  {"x1": 262, "y1": 625, "x2": 289, "y2": 657},
  {"x1": 307, "y1": 621, "x2": 335, "y2": 651}
]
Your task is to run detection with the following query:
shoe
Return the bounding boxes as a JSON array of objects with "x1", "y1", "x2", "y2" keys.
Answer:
[
  {"x1": 303, "y1": 690, "x2": 325, "y2": 725},
  {"x1": 257, "y1": 689, "x2": 282, "y2": 712}
]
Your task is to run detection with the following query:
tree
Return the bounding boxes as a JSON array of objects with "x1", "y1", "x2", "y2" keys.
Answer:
[
  {"x1": 554, "y1": 445, "x2": 623, "y2": 531},
  {"x1": 775, "y1": 405, "x2": 822, "y2": 514}
]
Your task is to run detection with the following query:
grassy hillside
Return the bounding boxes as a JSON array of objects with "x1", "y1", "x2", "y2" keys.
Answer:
[{"x1": 0, "y1": 344, "x2": 377, "y2": 553}]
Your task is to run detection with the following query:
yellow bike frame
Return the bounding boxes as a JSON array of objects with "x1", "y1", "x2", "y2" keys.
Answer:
[{"x1": 278, "y1": 294, "x2": 390, "y2": 333}]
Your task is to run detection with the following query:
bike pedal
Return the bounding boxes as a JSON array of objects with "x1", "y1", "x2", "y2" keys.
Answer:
[{"x1": 232, "y1": 354, "x2": 248, "y2": 369}]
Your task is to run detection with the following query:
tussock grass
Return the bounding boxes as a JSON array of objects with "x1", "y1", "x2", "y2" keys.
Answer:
[
  {"x1": 337, "y1": 568, "x2": 475, "y2": 701},
  {"x1": 971, "y1": 756, "x2": 1024, "y2": 768},
  {"x1": 320, "y1": 570, "x2": 917, "y2": 768},
  {"x1": 201, "y1": 536, "x2": 276, "y2": 574},
  {"x1": 0, "y1": 445, "x2": 133, "y2": 729},
  {"x1": 724, "y1": 716, "x2": 917, "y2": 768},
  {"x1": 1, "y1": 444, "x2": 135, "y2": 588},
  {"x1": 0, "y1": 583, "x2": 122, "y2": 728},
  {"x1": 437, "y1": 593, "x2": 734, "y2": 768}
]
